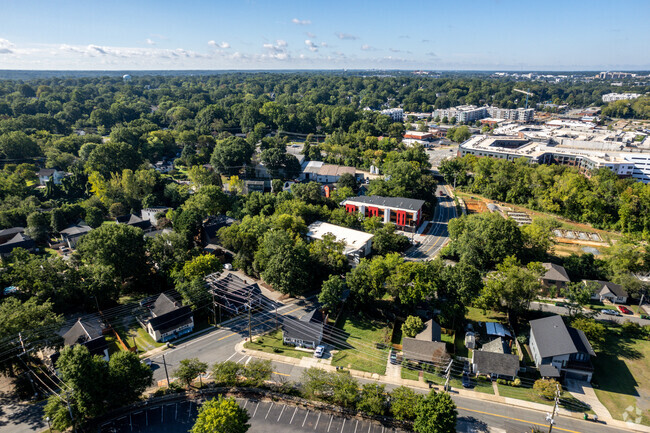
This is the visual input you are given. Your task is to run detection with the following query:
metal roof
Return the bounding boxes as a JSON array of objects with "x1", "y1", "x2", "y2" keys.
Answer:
[{"x1": 342, "y1": 195, "x2": 425, "y2": 211}]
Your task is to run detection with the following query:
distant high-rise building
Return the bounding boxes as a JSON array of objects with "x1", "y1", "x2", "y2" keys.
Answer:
[{"x1": 602, "y1": 93, "x2": 642, "y2": 103}]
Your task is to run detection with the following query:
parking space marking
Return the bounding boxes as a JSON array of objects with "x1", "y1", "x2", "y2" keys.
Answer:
[
  {"x1": 314, "y1": 412, "x2": 321, "y2": 430},
  {"x1": 290, "y1": 406, "x2": 298, "y2": 424},
  {"x1": 302, "y1": 410, "x2": 310, "y2": 427},
  {"x1": 225, "y1": 352, "x2": 237, "y2": 362},
  {"x1": 237, "y1": 355, "x2": 247, "y2": 363},
  {"x1": 340, "y1": 419, "x2": 346, "y2": 433},
  {"x1": 328, "y1": 414, "x2": 333, "y2": 432},
  {"x1": 245, "y1": 356, "x2": 252, "y2": 365},
  {"x1": 242, "y1": 400, "x2": 249, "y2": 409},
  {"x1": 354, "y1": 419, "x2": 358, "y2": 433},
  {"x1": 265, "y1": 402, "x2": 274, "y2": 419},
  {"x1": 252, "y1": 402, "x2": 260, "y2": 417},
  {"x1": 278, "y1": 404, "x2": 286, "y2": 422}
]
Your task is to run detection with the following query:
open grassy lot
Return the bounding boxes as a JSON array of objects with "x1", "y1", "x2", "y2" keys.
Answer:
[
  {"x1": 465, "y1": 307, "x2": 506, "y2": 323},
  {"x1": 593, "y1": 327, "x2": 650, "y2": 426},
  {"x1": 244, "y1": 329, "x2": 310, "y2": 359},
  {"x1": 330, "y1": 312, "x2": 391, "y2": 375},
  {"x1": 127, "y1": 327, "x2": 164, "y2": 353}
]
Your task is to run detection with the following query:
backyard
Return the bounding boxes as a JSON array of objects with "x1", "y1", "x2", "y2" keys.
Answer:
[
  {"x1": 244, "y1": 329, "x2": 311, "y2": 360},
  {"x1": 329, "y1": 312, "x2": 392, "y2": 375},
  {"x1": 593, "y1": 327, "x2": 650, "y2": 426}
]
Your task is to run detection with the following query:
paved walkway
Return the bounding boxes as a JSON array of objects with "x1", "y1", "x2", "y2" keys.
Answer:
[{"x1": 492, "y1": 381, "x2": 500, "y2": 396}]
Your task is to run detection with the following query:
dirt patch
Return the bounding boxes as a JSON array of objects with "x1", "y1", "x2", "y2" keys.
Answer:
[{"x1": 465, "y1": 199, "x2": 489, "y2": 214}]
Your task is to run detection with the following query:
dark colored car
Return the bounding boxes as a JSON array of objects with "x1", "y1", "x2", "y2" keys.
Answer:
[
  {"x1": 462, "y1": 372, "x2": 472, "y2": 388},
  {"x1": 390, "y1": 351, "x2": 398, "y2": 365}
]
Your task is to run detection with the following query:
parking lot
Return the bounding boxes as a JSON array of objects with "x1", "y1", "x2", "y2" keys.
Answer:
[{"x1": 97, "y1": 398, "x2": 407, "y2": 433}]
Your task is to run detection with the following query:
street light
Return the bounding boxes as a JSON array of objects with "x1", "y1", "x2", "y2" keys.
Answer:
[{"x1": 45, "y1": 416, "x2": 51, "y2": 432}]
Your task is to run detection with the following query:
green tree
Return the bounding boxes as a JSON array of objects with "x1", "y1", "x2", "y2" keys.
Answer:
[
  {"x1": 477, "y1": 256, "x2": 543, "y2": 318},
  {"x1": 106, "y1": 351, "x2": 153, "y2": 407},
  {"x1": 357, "y1": 383, "x2": 387, "y2": 415},
  {"x1": 331, "y1": 373, "x2": 359, "y2": 409},
  {"x1": 0, "y1": 297, "x2": 62, "y2": 342},
  {"x1": 571, "y1": 317, "x2": 605, "y2": 349},
  {"x1": 174, "y1": 358, "x2": 208, "y2": 388},
  {"x1": 25, "y1": 211, "x2": 50, "y2": 243},
  {"x1": 318, "y1": 275, "x2": 347, "y2": 312},
  {"x1": 76, "y1": 223, "x2": 147, "y2": 282},
  {"x1": 337, "y1": 172, "x2": 358, "y2": 192},
  {"x1": 255, "y1": 230, "x2": 311, "y2": 295},
  {"x1": 413, "y1": 390, "x2": 457, "y2": 433},
  {"x1": 86, "y1": 142, "x2": 142, "y2": 177},
  {"x1": 181, "y1": 255, "x2": 223, "y2": 281},
  {"x1": 50, "y1": 208, "x2": 67, "y2": 233},
  {"x1": 301, "y1": 367, "x2": 333, "y2": 399},
  {"x1": 308, "y1": 233, "x2": 349, "y2": 280},
  {"x1": 390, "y1": 386, "x2": 422, "y2": 421},
  {"x1": 210, "y1": 137, "x2": 254, "y2": 176},
  {"x1": 244, "y1": 359, "x2": 272, "y2": 387},
  {"x1": 212, "y1": 361, "x2": 242, "y2": 386},
  {"x1": 0, "y1": 131, "x2": 41, "y2": 159},
  {"x1": 372, "y1": 223, "x2": 411, "y2": 255},
  {"x1": 191, "y1": 396, "x2": 250, "y2": 433},
  {"x1": 562, "y1": 282, "x2": 595, "y2": 318},
  {"x1": 402, "y1": 315, "x2": 425, "y2": 338}
]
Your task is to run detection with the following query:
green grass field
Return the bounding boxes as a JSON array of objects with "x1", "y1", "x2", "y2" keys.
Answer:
[
  {"x1": 593, "y1": 327, "x2": 650, "y2": 426},
  {"x1": 127, "y1": 327, "x2": 164, "y2": 353},
  {"x1": 465, "y1": 307, "x2": 506, "y2": 323},
  {"x1": 330, "y1": 313, "x2": 391, "y2": 375},
  {"x1": 244, "y1": 329, "x2": 310, "y2": 359}
]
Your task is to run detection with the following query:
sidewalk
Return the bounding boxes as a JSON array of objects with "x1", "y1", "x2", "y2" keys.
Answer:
[{"x1": 237, "y1": 342, "x2": 650, "y2": 433}]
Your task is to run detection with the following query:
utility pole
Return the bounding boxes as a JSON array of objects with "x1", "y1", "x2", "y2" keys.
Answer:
[
  {"x1": 275, "y1": 301, "x2": 279, "y2": 331},
  {"x1": 247, "y1": 290, "x2": 252, "y2": 342},
  {"x1": 18, "y1": 333, "x2": 37, "y2": 399},
  {"x1": 162, "y1": 355, "x2": 170, "y2": 388},
  {"x1": 444, "y1": 359, "x2": 454, "y2": 391},
  {"x1": 546, "y1": 383, "x2": 561, "y2": 433},
  {"x1": 211, "y1": 292, "x2": 217, "y2": 325},
  {"x1": 639, "y1": 293, "x2": 645, "y2": 314}
]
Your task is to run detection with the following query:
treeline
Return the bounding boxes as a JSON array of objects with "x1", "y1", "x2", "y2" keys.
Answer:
[
  {"x1": 602, "y1": 96, "x2": 650, "y2": 119},
  {"x1": 440, "y1": 155, "x2": 650, "y2": 237}
]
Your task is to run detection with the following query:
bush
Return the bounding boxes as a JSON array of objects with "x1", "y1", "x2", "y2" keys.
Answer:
[
  {"x1": 273, "y1": 348, "x2": 282, "y2": 353},
  {"x1": 496, "y1": 378, "x2": 507, "y2": 385},
  {"x1": 622, "y1": 321, "x2": 644, "y2": 338},
  {"x1": 516, "y1": 335, "x2": 528, "y2": 345},
  {"x1": 402, "y1": 316, "x2": 424, "y2": 338},
  {"x1": 534, "y1": 379, "x2": 561, "y2": 400},
  {"x1": 513, "y1": 378, "x2": 521, "y2": 387}
]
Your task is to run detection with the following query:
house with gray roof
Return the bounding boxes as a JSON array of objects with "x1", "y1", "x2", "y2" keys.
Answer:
[
  {"x1": 402, "y1": 319, "x2": 449, "y2": 366},
  {"x1": 0, "y1": 231, "x2": 35, "y2": 257},
  {"x1": 37, "y1": 168, "x2": 64, "y2": 186},
  {"x1": 540, "y1": 263, "x2": 570, "y2": 289},
  {"x1": 584, "y1": 280, "x2": 628, "y2": 304},
  {"x1": 282, "y1": 309, "x2": 325, "y2": 349},
  {"x1": 144, "y1": 293, "x2": 194, "y2": 343},
  {"x1": 60, "y1": 222, "x2": 92, "y2": 249},
  {"x1": 471, "y1": 336, "x2": 519, "y2": 380},
  {"x1": 51, "y1": 317, "x2": 109, "y2": 365},
  {"x1": 341, "y1": 195, "x2": 426, "y2": 232},
  {"x1": 529, "y1": 315, "x2": 596, "y2": 382}
]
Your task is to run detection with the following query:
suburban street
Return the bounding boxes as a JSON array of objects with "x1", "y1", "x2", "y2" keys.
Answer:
[
  {"x1": 531, "y1": 301, "x2": 650, "y2": 326},
  {"x1": 404, "y1": 183, "x2": 457, "y2": 261}
]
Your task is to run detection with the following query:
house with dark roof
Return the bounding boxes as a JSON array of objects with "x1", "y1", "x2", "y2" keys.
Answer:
[
  {"x1": 402, "y1": 319, "x2": 449, "y2": 365},
  {"x1": 471, "y1": 337, "x2": 519, "y2": 380},
  {"x1": 341, "y1": 195, "x2": 425, "y2": 232},
  {"x1": 115, "y1": 214, "x2": 152, "y2": 232},
  {"x1": 540, "y1": 263, "x2": 570, "y2": 290},
  {"x1": 529, "y1": 315, "x2": 596, "y2": 382},
  {"x1": 205, "y1": 273, "x2": 262, "y2": 315},
  {"x1": 0, "y1": 227, "x2": 26, "y2": 244},
  {"x1": 584, "y1": 280, "x2": 628, "y2": 304},
  {"x1": 0, "y1": 231, "x2": 35, "y2": 257},
  {"x1": 51, "y1": 318, "x2": 109, "y2": 365},
  {"x1": 60, "y1": 223, "x2": 92, "y2": 249},
  {"x1": 145, "y1": 293, "x2": 194, "y2": 342},
  {"x1": 202, "y1": 215, "x2": 236, "y2": 245},
  {"x1": 141, "y1": 207, "x2": 171, "y2": 227},
  {"x1": 282, "y1": 309, "x2": 325, "y2": 349}
]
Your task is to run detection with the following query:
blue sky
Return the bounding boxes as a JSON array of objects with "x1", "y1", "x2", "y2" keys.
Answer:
[{"x1": 0, "y1": 0, "x2": 648, "y2": 70}]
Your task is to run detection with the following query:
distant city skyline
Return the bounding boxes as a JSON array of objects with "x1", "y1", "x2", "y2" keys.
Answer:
[{"x1": 1, "y1": 0, "x2": 649, "y2": 71}]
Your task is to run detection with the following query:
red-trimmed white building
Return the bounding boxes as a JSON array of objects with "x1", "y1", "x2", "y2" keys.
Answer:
[{"x1": 341, "y1": 195, "x2": 425, "y2": 232}]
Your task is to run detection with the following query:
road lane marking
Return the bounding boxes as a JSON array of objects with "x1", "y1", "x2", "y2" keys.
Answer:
[
  {"x1": 314, "y1": 412, "x2": 321, "y2": 430},
  {"x1": 457, "y1": 407, "x2": 581, "y2": 433},
  {"x1": 215, "y1": 306, "x2": 303, "y2": 341},
  {"x1": 242, "y1": 400, "x2": 248, "y2": 409},
  {"x1": 290, "y1": 406, "x2": 298, "y2": 424},
  {"x1": 277, "y1": 404, "x2": 286, "y2": 422},
  {"x1": 354, "y1": 419, "x2": 358, "y2": 433},
  {"x1": 225, "y1": 352, "x2": 237, "y2": 362},
  {"x1": 273, "y1": 371, "x2": 291, "y2": 376},
  {"x1": 265, "y1": 403, "x2": 273, "y2": 419},
  {"x1": 237, "y1": 355, "x2": 247, "y2": 363},
  {"x1": 340, "y1": 419, "x2": 345, "y2": 433},
  {"x1": 252, "y1": 402, "x2": 259, "y2": 417},
  {"x1": 328, "y1": 414, "x2": 333, "y2": 432},
  {"x1": 245, "y1": 356, "x2": 252, "y2": 365},
  {"x1": 302, "y1": 410, "x2": 310, "y2": 427}
]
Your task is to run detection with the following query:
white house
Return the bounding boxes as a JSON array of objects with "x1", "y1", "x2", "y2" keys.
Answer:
[
  {"x1": 37, "y1": 168, "x2": 64, "y2": 186},
  {"x1": 306, "y1": 221, "x2": 374, "y2": 260},
  {"x1": 584, "y1": 280, "x2": 628, "y2": 304}
]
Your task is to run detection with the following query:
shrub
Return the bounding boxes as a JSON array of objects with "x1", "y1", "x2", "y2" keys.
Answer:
[
  {"x1": 622, "y1": 321, "x2": 644, "y2": 338},
  {"x1": 496, "y1": 378, "x2": 507, "y2": 385},
  {"x1": 516, "y1": 335, "x2": 528, "y2": 345},
  {"x1": 534, "y1": 379, "x2": 561, "y2": 400},
  {"x1": 513, "y1": 378, "x2": 521, "y2": 387},
  {"x1": 402, "y1": 316, "x2": 425, "y2": 338}
]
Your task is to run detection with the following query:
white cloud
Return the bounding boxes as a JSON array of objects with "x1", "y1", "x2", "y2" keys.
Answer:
[
  {"x1": 0, "y1": 39, "x2": 15, "y2": 54},
  {"x1": 304, "y1": 40, "x2": 318, "y2": 52},
  {"x1": 361, "y1": 44, "x2": 375, "y2": 51},
  {"x1": 320, "y1": 42, "x2": 328, "y2": 47},
  {"x1": 306, "y1": 32, "x2": 316, "y2": 38},
  {"x1": 276, "y1": 39, "x2": 287, "y2": 47},
  {"x1": 208, "y1": 40, "x2": 230, "y2": 49},
  {"x1": 292, "y1": 18, "x2": 311, "y2": 25},
  {"x1": 146, "y1": 38, "x2": 155, "y2": 45},
  {"x1": 262, "y1": 40, "x2": 290, "y2": 60},
  {"x1": 336, "y1": 32, "x2": 358, "y2": 40}
]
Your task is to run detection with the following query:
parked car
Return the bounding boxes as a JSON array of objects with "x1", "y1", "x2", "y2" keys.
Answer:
[
  {"x1": 314, "y1": 345, "x2": 325, "y2": 358},
  {"x1": 618, "y1": 305, "x2": 633, "y2": 315},
  {"x1": 462, "y1": 372, "x2": 472, "y2": 388},
  {"x1": 602, "y1": 309, "x2": 622, "y2": 316},
  {"x1": 390, "y1": 351, "x2": 397, "y2": 365}
]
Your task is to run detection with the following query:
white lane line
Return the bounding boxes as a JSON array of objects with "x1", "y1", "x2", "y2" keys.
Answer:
[
  {"x1": 277, "y1": 404, "x2": 286, "y2": 422},
  {"x1": 302, "y1": 410, "x2": 310, "y2": 427},
  {"x1": 265, "y1": 402, "x2": 273, "y2": 419},
  {"x1": 225, "y1": 352, "x2": 238, "y2": 362},
  {"x1": 354, "y1": 419, "x2": 358, "y2": 433},
  {"x1": 242, "y1": 400, "x2": 249, "y2": 409},
  {"x1": 368, "y1": 423, "x2": 371, "y2": 433},
  {"x1": 252, "y1": 402, "x2": 260, "y2": 418},
  {"x1": 237, "y1": 355, "x2": 247, "y2": 363},
  {"x1": 314, "y1": 412, "x2": 321, "y2": 430},
  {"x1": 245, "y1": 356, "x2": 252, "y2": 365},
  {"x1": 340, "y1": 419, "x2": 346, "y2": 433},
  {"x1": 290, "y1": 407, "x2": 298, "y2": 424},
  {"x1": 328, "y1": 414, "x2": 333, "y2": 432}
]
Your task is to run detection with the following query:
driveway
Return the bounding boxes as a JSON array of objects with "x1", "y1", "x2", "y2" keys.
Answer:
[{"x1": 565, "y1": 379, "x2": 613, "y2": 421}]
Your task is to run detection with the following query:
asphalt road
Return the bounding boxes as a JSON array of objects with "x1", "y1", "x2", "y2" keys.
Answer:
[
  {"x1": 404, "y1": 183, "x2": 457, "y2": 261},
  {"x1": 530, "y1": 301, "x2": 650, "y2": 326}
]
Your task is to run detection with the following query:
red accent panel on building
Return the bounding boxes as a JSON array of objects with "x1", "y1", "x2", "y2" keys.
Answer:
[
  {"x1": 345, "y1": 204, "x2": 357, "y2": 213},
  {"x1": 396, "y1": 211, "x2": 406, "y2": 226}
]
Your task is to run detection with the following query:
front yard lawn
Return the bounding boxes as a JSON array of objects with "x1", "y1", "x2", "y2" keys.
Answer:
[
  {"x1": 244, "y1": 329, "x2": 309, "y2": 359},
  {"x1": 593, "y1": 327, "x2": 650, "y2": 426},
  {"x1": 330, "y1": 312, "x2": 391, "y2": 375},
  {"x1": 466, "y1": 307, "x2": 506, "y2": 323},
  {"x1": 128, "y1": 327, "x2": 164, "y2": 353}
]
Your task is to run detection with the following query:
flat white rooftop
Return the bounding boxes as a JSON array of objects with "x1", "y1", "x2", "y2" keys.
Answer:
[{"x1": 306, "y1": 221, "x2": 373, "y2": 255}]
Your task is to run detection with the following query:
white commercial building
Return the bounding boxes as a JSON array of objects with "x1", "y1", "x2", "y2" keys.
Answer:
[
  {"x1": 434, "y1": 105, "x2": 534, "y2": 123},
  {"x1": 306, "y1": 221, "x2": 374, "y2": 260},
  {"x1": 380, "y1": 108, "x2": 404, "y2": 122},
  {"x1": 602, "y1": 93, "x2": 642, "y2": 103}
]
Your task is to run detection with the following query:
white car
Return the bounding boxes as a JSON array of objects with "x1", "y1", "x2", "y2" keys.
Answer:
[
  {"x1": 602, "y1": 309, "x2": 622, "y2": 316},
  {"x1": 314, "y1": 345, "x2": 325, "y2": 358}
]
